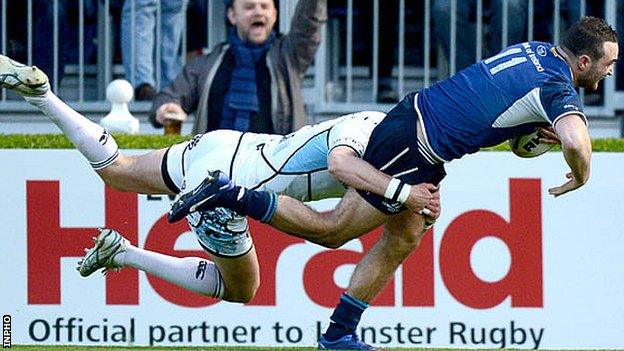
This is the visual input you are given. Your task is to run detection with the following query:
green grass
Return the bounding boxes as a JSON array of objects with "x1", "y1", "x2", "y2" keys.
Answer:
[
  {"x1": 10, "y1": 347, "x2": 321, "y2": 351},
  {"x1": 5, "y1": 347, "x2": 440, "y2": 351},
  {"x1": 2, "y1": 134, "x2": 624, "y2": 152},
  {"x1": 8, "y1": 347, "x2": 623, "y2": 351},
  {"x1": 0, "y1": 134, "x2": 190, "y2": 149}
]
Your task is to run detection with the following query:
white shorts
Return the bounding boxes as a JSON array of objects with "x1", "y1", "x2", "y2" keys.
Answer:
[
  {"x1": 162, "y1": 130, "x2": 253, "y2": 257},
  {"x1": 162, "y1": 130, "x2": 243, "y2": 194}
]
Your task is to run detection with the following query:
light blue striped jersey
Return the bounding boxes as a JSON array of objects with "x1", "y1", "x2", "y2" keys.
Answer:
[{"x1": 166, "y1": 111, "x2": 386, "y2": 202}]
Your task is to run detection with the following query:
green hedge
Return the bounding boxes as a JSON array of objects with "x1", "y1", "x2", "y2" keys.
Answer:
[
  {"x1": 1, "y1": 134, "x2": 624, "y2": 151},
  {"x1": 0, "y1": 134, "x2": 190, "y2": 149}
]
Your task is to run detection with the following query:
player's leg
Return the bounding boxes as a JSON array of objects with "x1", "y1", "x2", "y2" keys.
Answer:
[
  {"x1": 78, "y1": 228, "x2": 226, "y2": 299},
  {"x1": 1, "y1": 55, "x2": 119, "y2": 169},
  {"x1": 78, "y1": 208, "x2": 260, "y2": 302},
  {"x1": 186, "y1": 207, "x2": 261, "y2": 302},
  {"x1": 0, "y1": 55, "x2": 173, "y2": 194},
  {"x1": 269, "y1": 189, "x2": 388, "y2": 248},
  {"x1": 26, "y1": 87, "x2": 172, "y2": 194},
  {"x1": 206, "y1": 249, "x2": 259, "y2": 303},
  {"x1": 347, "y1": 209, "x2": 425, "y2": 301},
  {"x1": 319, "y1": 209, "x2": 428, "y2": 350},
  {"x1": 97, "y1": 148, "x2": 173, "y2": 194},
  {"x1": 168, "y1": 175, "x2": 389, "y2": 248}
]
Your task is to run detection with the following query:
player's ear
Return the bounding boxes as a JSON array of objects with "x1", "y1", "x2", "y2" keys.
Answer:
[
  {"x1": 577, "y1": 54, "x2": 592, "y2": 72},
  {"x1": 227, "y1": 6, "x2": 237, "y2": 26}
]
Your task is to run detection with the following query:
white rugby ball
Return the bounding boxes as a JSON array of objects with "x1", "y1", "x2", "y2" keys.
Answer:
[{"x1": 508, "y1": 130, "x2": 554, "y2": 158}]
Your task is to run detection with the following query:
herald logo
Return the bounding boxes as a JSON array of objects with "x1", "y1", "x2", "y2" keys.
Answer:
[{"x1": 26, "y1": 179, "x2": 542, "y2": 309}]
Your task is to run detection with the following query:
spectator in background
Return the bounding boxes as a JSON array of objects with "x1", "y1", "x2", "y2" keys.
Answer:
[
  {"x1": 185, "y1": 0, "x2": 209, "y2": 60},
  {"x1": 376, "y1": 1, "x2": 399, "y2": 103},
  {"x1": 150, "y1": 0, "x2": 327, "y2": 135},
  {"x1": 329, "y1": 0, "x2": 424, "y2": 104},
  {"x1": 4, "y1": 1, "x2": 100, "y2": 95},
  {"x1": 433, "y1": 0, "x2": 587, "y2": 75},
  {"x1": 121, "y1": 0, "x2": 189, "y2": 101},
  {"x1": 433, "y1": 0, "x2": 529, "y2": 74}
]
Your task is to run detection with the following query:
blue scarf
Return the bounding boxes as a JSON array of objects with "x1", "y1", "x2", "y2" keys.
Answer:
[{"x1": 220, "y1": 28, "x2": 275, "y2": 131}]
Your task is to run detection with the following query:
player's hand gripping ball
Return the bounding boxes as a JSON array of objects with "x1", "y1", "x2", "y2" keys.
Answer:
[{"x1": 508, "y1": 129, "x2": 555, "y2": 158}]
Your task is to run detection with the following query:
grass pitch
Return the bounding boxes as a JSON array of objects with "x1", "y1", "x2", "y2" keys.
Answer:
[
  {"x1": 2, "y1": 347, "x2": 323, "y2": 351},
  {"x1": 9, "y1": 348, "x2": 620, "y2": 351}
]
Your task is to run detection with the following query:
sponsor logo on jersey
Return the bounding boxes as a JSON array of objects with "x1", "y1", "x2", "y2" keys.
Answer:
[
  {"x1": 536, "y1": 45, "x2": 548, "y2": 57},
  {"x1": 382, "y1": 199, "x2": 404, "y2": 213},
  {"x1": 523, "y1": 43, "x2": 545, "y2": 72}
]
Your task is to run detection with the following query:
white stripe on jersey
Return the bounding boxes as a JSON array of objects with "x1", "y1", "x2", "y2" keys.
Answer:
[
  {"x1": 491, "y1": 87, "x2": 550, "y2": 128},
  {"x1": 380, "y1": 147, "x2": 409, "y2": 171}
]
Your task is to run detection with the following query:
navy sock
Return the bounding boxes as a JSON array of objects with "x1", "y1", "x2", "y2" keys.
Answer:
[
  {"x1": 323, "y1": 293, "x2": 369, "y2": 341},
  {"x1": 218, "y1": 186, "x2": 278, "y2": 223}
]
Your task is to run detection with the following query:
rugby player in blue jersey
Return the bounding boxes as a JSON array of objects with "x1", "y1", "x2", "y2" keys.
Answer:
[{"x1": 168, "y1": 17, "x2": 618, "y2": 350}]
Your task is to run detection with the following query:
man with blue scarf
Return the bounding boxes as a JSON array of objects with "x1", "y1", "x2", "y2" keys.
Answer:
[{"x1": 150, "y1": 0, "x2": 326, "y2": 135}]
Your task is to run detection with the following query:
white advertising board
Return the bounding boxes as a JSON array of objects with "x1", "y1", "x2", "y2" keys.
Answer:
[{"x1": 1, "y1": 149, "x2": 623, "y2": 349}]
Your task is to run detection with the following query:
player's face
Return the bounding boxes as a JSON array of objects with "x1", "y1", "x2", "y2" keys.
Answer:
[
  {"x1": 228, "y1": 0, "x2": 277, "y2": 45},
  {"x1": 580, "y1": 41, "x2": 619, "y2": 91}
]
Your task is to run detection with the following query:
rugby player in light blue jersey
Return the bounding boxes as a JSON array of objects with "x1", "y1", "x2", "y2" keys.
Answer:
[
  {"x1": 0, "y1": 50, "x2": 439, "y2": 351},
  {"x1": 169, "y1": 17, "x2": 618, "y2": 350}
]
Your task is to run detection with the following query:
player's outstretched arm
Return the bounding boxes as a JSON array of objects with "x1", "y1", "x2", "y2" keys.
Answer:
[
  {"x1": 548, "y1": 114, "x2": 591, "y2": 197},
  {"x1": 328, "y1": 146, "x2": 439, "y2": 215}
]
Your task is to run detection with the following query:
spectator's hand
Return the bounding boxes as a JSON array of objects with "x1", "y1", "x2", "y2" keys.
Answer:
[
  {"x1": 405, "y1": 183, "x2": 439, "y2": 216},
  {"x1": 156, "y1": 103, "x2": 187, "y2": 126}
]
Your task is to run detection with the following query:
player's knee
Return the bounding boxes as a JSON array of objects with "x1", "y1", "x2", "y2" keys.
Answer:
[
  {"x1": 317, "y1": 237, "x2": 344, "y2": 249},
  {"x1": 99, "y1": 175, "x2": 129, "y2": 191},
  {"x1": 315, "y1": 229, "x2": 351, "y2": 249},
  {"x1": 96, "y1": 159, "x2": 133, "y2": 191},
  {"x1": 224, "y1": 280, "x2": 259, "y2": 303},
  {"x1": 388, "y1": 227, "x2": 425, "y2": 255}
]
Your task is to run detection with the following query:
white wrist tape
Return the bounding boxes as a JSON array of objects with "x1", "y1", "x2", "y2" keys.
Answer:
[
  {"x1": 396, "y1": 184, "x2": 412, "y2": 204},
  {"x1": 384, "y1": 178, "x2": 401, "y2": 200},
  {"x1": 384, "y1": 178, "x2": 411, "y2": 204}
]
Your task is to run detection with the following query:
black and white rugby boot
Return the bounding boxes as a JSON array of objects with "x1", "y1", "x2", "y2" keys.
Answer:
[{"x1": 168, "y1": 170, "x2": 235, "y2": 223}]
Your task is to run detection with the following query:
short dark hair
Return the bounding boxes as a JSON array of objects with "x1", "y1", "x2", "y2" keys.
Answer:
[{"x1": 562, "y1": 16, "x2": 618, "y2": 60}]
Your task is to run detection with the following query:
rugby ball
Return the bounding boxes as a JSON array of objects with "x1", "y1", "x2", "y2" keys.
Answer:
[{"x1": 508, "y1": 130, "x2": 554, "y2": 158}]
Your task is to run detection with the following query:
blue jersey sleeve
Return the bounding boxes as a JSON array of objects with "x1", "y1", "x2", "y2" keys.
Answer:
[{"x1": 540, "y1": 77, "x2": 587, "y2": 125}]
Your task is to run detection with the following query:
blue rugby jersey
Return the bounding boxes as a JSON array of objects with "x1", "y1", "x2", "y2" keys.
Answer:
[{"x1": 417, "y1": 41, "x2": 586, "y2": 162}]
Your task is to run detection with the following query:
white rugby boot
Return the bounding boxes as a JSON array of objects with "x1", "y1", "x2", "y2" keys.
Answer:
[
  {"x1": 0, "y1": 54, "x2": 49, "y2": 96},
  {"x1": 77, "y1": 228, "x2": 129, "y2": 277}
]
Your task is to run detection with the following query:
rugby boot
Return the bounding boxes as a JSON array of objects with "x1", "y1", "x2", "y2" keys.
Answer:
[
  {"x1": 168, "y1": 170, "x2": 234, "y2": 223},
  {"x1": 0, "y1": 55, "x2": 49, "y2": 96},
  {"x1": 318, "y1": 334, "x2": 378, "y2": 350},
  {"x1": 77, "y1": 228, "x2": 129, "y2": 277}
]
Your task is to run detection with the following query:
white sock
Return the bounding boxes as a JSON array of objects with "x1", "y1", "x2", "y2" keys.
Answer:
[
  {"x1": 24, "y1": 92, "x2": 119, "y2": 170},
  {"x1": 114, "y1": 245, "x2": 225, "y2": 299}
]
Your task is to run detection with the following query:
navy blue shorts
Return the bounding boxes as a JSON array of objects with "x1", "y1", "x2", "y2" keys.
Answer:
[{"x1": 357, "y1": 94, "x2": 446, "y2": 214}]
